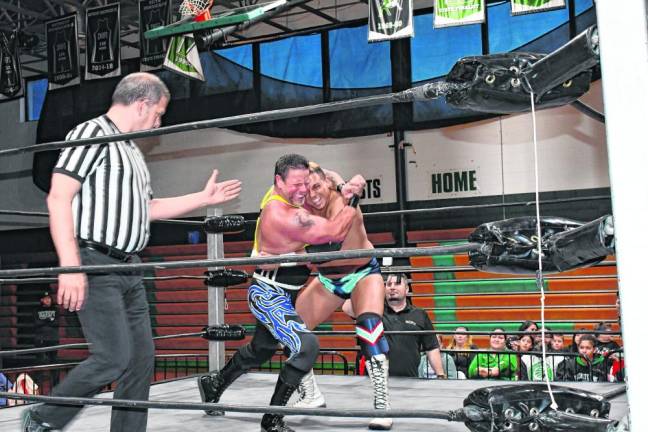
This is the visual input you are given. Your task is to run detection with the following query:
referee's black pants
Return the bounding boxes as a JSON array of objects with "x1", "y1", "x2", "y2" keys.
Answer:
[{"x1": 34, "y1": 249, "x2": 155, "y2": 432}]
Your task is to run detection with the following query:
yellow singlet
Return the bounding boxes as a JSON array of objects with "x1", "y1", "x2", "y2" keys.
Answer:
[{"x1": 252, "y1": 186, "x2": 301, "y2": 255}]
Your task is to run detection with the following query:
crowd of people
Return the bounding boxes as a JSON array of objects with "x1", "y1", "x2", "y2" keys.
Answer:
[
  {"x1": 340, "y1": 273, "x2": 623, "y2": 384},
  {"x1": 416, "y1": 318, "x2": 624, "y2": 383}
]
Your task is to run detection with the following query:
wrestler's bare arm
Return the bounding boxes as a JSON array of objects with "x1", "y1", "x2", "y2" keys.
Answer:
[{"x1": 268, "y1": 202, "x2": 357, "y2": 245}]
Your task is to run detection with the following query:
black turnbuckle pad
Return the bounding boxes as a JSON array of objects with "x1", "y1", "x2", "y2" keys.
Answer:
[
  {"x1": 203, "y1": 215, "x2": 246, "y2": 234},
  {"x1": 462, "y1": 384, "x2": 616, "y2": 432},
  {"x1": 468, "y1": 215, "x2": 614, "y2": 274},
  {"x1": 202, "y1": 324, "x2": 247, "y2": 341},
  {"x1": 204, "y1": 269, "x2": 249, "y2": 287}
]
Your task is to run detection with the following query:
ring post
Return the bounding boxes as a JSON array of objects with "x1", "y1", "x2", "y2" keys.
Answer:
[
  {"x1": 596, "y1": 0, "x2": 648, "y2": 429},
  {"x1": 207, "y1": 207, "x2": 225, "y2": 371}
]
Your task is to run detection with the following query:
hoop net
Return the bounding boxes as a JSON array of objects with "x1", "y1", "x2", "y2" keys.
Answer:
[{"x1": 179, "y1": 0, "x2": 213, "y2": 21}]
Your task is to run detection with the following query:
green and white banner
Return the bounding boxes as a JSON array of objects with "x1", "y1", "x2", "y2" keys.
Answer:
[
  {"x1": 368, "y1": 0, "x2": 414, "y2": 42},
  {"x1": 511, "y1": 0, "x2": 566, "y2": 16},
  {"x1": 163, "y1": 34, "x2": 204, "y2": 81},
  {"x1": 434, "y1": 0, "x2": 484, "y2": 28}
]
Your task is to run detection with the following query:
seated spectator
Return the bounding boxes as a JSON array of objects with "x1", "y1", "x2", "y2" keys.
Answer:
[
  {"x1": 533, "y1": 326, "x2": 553, "y2": 352},
  {"x1": 468, "y1": 328, "x2": 518, "y2": 380},
  {"x1": 570, "y1": 328, "x2": 589, "y2": 353},
  {"x1": 419, "y1": 336, "x2": 458, "y2": 379},
  {"x1": 518, "y1": 334, "x2": 554, "y2": 381},
  {"x1": 518, "y1": 320, "x2": 539, "y2": 344},
  {"x1": 556, "y1": 334, "x2": 607, "y2": 382},
  {"x1": 549, "y1": 333, "x2": 567, "y2": 371},
  {"x1": 446, "y1": 326, "x2": 478, "y2": 379},
  {"x1": 594, "y1": 322, "x2": 621, "y2": 356}
]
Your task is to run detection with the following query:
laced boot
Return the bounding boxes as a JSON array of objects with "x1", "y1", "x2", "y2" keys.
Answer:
[
  {"x1": 260, "y1": 376, "x2": 298, "y2": 432},
  {"x1": 365, "y1": 354, "x2": 392, "y2": 430},
  {"x1": 198, "y1": 356, "x2": 245, "y2": 416},
  {"x1": 292, "y1": 369, "x2": 326, "y2": 408}
]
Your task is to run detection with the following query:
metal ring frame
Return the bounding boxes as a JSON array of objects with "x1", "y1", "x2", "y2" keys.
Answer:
[{"x1": 0, "y1": 67, "x2": 619, "y2": 419}]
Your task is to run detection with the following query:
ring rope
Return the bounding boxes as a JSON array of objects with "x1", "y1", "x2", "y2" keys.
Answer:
[
  {"x1": 0, "y1": 244, "x2": 483, "y2": 278},
  {"x1": 529, "y1": 90, "x2": 559, "y2": 409},
  {"x1": 0, "y1": 82, "x2": 465, "y2": 158},
  {"x1": 0, "y1": 332, "x2": 205, "y2": 357},
  {"x1": 0, "y1": 272, "x2": 618, "y2": 286},
  {"x1": 0, "y1": 329, "x2": 622, "y2": 357},
  {"x1": 0, "y1": 392, "x2": 463, "y2": 420},
  {"x1": 0, "y1": 195, "x2": 611, "y2": 226}
]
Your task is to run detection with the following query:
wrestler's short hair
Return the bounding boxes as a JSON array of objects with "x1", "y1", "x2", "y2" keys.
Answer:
[
  {"x1": 112, "y1": 72, "x2": 170, "y2": 106},
  {"x1": 274, "y1": 154, "x2": 309, "y2": 182}
]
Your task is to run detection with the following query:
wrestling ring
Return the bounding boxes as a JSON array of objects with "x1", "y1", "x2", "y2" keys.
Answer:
[{"x1": 0, "y1": 12, "x2": 638, "y2": 431}]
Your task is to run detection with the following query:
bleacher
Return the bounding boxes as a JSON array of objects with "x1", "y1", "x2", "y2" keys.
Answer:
[
  {"x1": 407, "y1": 228, "x2": 620, "y2": 349},
  {"x1": 6, "y1": 226, "x2": 621, "y2": 376}
]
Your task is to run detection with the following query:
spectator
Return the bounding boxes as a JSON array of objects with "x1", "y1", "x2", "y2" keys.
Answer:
[
  {"x1": 533, "y1": 326, "x2": 553, "y2": 352},
  {"x1": 518, "y1": 334, "x2": 554, "y2": 381},
  {"x1": 33, "y1": 292, "x2": 59, "y2": 365},
  {"x1": 518, "y1": 320, "x2": 538, "y2": 340},
  {"x1": 594, "y1": 322, "x2": 621, "y2": 355},
  {"x1": 556, "y1": 334, "x2": 607, "y2": 382},
  {"x1": 446, "y1": 326, "x2": 478, "y2": 379},
  {"x1": 347, "y1": 273, "x2": 446, "y2": 378},
  {"x1": 549, "y1": 333, "x2": 567, "y2": 372},
  {"x1": 468, "y1": 328, "x2": 518, "y2": 380},
  {"x1": 570, "y1": 328, "x2": 589, "y2": 353},
  {"x1": 418, "y1": 335, "x2": 457, "y2": 379}
]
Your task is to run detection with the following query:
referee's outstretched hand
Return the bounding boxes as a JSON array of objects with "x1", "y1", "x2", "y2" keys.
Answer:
[
  {"x1": 201, "y1": 169, "x2": 242, "y2": 205},
  {"x1": 57, "y1": 273, "x2": 87, "y2": 312}
]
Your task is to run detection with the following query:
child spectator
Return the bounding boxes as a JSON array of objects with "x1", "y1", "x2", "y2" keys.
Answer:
[
  {"x1": 556, "y1": 334, "x2": 607, "y2": 382},
  {"x1": 594, "y1": 322, "x2": 621, "y2": 355},
  {"x1": 570, "y1": 328, "x2": 589, "y2": 353},
  {"x1": 518, "y1": 334, "x2": 554, "y2": 381},
  {"x1": 549, "y1": 333, "x2": 567, "y2": 371}
]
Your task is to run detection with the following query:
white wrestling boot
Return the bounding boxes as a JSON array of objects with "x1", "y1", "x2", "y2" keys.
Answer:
[
  {"x1": 293, "y1": 369, "x2": 326, "y2": 408},
  {"x1": 365, "y1": 354, "x2": 392, "y2": 430}
]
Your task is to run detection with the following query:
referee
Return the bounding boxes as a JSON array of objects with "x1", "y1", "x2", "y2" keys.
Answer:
[{"x1": 22, "y1": 72, "x2": 242, "y2": 432}]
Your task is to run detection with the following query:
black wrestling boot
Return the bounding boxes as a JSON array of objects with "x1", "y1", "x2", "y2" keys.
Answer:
[
  {"x1": 260, "y1": 376, "x2": 298, "y2": 432},
  {"x1": 197, "y1": 356, "x2": 245, "y2": 416}
]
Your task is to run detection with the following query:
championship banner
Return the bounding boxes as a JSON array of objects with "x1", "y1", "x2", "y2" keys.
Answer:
[
  {"x1": 0, "y1": 30, "x2": 23, "y2": 99},
  {"x1": 46, "y1": 13, "x2": 80, "y2": 90},
  {"x1": 139, "y1": 0, "x2": 171, "y2": 71},
  {"x1": 85, "y1": 3, "x2": 121, "y2": 80},
  {"x1": 163, "y1": 35, "x2": 204, "y2": 81},
  {"x1": 511, "y1": 0, "x2": 566, "y2": 15},
  {"x1": 434, "y1": 0, "x2": 485, "y2": 28},
  {"x1": 368, "y1": 0, "x2": 413, "y2": 42}
]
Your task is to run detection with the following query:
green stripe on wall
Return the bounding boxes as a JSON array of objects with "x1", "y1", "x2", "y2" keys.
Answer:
[
  {"x1": 434, "y1": 322, "x2": 576, "y2": 332},
  {"x1": 434, "y1": 279, "x2": 548, "y2": 294}
]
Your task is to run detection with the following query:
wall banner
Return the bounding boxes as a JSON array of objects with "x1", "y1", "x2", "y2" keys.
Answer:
[
  {"x1": 46, "y1": 13, "x2": 81, "y2": 90},
  {"x1": 368, "y1": 0, "x2": 414, "y2": 42},
  {"x1": 85, "y1": 3, "x2": 121, "y2": 80}
]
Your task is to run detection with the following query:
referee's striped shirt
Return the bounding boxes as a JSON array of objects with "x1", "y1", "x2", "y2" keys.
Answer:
[{"x1": 53, "y1": 115, "x2": 153, "y2": 254}]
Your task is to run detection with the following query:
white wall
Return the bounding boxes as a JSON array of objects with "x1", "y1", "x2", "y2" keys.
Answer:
[{"x1": 0, "y1": 81, "x2": 608, "y2": 228}]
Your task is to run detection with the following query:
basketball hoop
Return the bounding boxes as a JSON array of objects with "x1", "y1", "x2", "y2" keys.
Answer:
[{"x1": 179, "y1": 0, "x2": 213, "y2": 22}]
